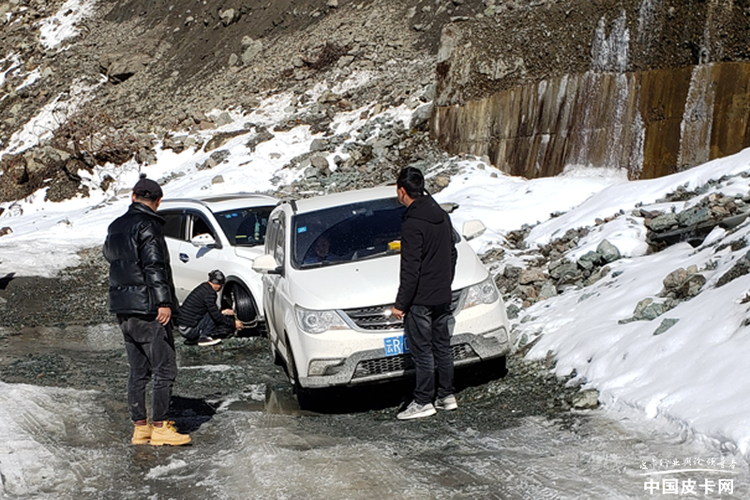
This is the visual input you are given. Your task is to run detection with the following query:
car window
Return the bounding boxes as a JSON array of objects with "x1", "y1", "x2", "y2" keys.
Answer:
[
  {"x1": 274, "y1": 216, "x2": 286, "y2": 266},
  {"x1": 265, "y1": 217, "x2": 279, "y2": 255},
  {"x1": 187, "y1": 212, "x2": 216, "y2": 240},
  {"x1": 291, "y1": 197, "x2": 405, "y2": 269},
  {"x1": 214, "y1": 205, "x2": 274, "y2": 247},
  {"x1": 160, "y1": 210, "x2": 186, "y2": 240}
]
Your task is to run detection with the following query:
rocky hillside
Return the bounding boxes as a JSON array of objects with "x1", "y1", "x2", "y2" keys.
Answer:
[
  {"x1": 2, "y1": 0, "x2": 749, "y2": 204},
  {"x1": 0, "y1": 0, "x2": 495, "y2": 203}
]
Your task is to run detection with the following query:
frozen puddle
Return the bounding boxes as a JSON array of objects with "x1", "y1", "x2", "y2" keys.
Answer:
[{"x1": 2, "y1": 380, "x2": 749, "y2": 499}]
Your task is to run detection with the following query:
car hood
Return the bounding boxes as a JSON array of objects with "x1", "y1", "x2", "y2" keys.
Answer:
[
  {"x1": 234, "y1": 246, "x2": 265, "y2": 261},
  {"x1": 291, "y1": 240, "x2": 488, "y2": 310}
]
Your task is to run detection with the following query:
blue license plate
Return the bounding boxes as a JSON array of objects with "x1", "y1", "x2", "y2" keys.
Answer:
[{"x1": 384, "y1": 335, "x2": 409, "y2": 356}]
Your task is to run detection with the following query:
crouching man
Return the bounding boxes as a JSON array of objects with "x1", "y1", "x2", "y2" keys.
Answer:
[{"x1": 177, "y1": 270, "x2": 243, "y2": 347}]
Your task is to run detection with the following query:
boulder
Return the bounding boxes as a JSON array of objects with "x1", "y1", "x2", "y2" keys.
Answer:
[
  {"x1": 577, "y1": 251, "x2": 601, "y2": 270},
  {"x1": 653, "y1": 318, "x2": 679, "y2": 336},
  {"x1": 647, "y1": 213, "x2": 678, "y2": 231},
  {"x1": 572, "y1": 389, "x2": 599, "y2": 409},
  {"x1": 662, "y1": 268, "x2": 688, "y2": 291},
  {"x1": 241, "y1": 39, "x2": 263, "y2": 65},
  {"x1": 310, "y1": 138, "x2": 329, "y2": 152},
  {"x1": 519, "y1": 268, "x2": 545, "y2": 285},
  {"x1": 99, "y1": 52, "x2": 152, "y2": 84},
  {"x1": 309, "y1": 155, "x2": 330, "y2": 175},
  {"x1": 538, "y1": 281, "x2": 558, "y2": 300},
  {"x1": 596, "y1": 240, "x2": 621, "y2": 263},
  {"x1": 676, "y1": 273, "x2": 706, "y2": 298}
]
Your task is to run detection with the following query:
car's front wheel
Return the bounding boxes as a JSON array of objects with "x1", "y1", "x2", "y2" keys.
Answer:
[{"x1": 225, "y1": 283, "x2": 259, "y2": 334}]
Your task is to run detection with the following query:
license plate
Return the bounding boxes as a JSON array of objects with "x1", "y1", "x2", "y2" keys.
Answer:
[{"x1": 384, "y1": 335, "x2": 409, "y2": 356}]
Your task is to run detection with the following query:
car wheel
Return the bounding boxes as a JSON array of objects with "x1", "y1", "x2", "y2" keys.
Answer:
[{"x1": 228, "y1": 284, "x2": 258, "y2": 324}]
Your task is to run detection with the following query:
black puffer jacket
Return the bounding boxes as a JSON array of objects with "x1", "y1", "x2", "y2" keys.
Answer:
[
  {"x1": 103, "y1": 202, "x2": 179, "y2": 316},
  {"x1": 177, "y1": 282, "x2": 234, "y2": 329},
  {"x1": 395, "y1": 195, "x2": 457, "y2": 311}
]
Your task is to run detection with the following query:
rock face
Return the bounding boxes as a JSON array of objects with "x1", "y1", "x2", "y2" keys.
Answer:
[{"x1": 431, "y1": 0, "x2": 750, "y2": 180}]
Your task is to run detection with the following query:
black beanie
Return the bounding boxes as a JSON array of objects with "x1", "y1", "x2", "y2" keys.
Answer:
[{"x1": 133, "y1": 174, "x2": 163, "y2": 200}]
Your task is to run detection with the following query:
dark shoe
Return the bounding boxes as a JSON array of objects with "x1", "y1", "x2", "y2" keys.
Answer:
[
  {"x1": 435, "y1": 394, "x2": 458, "y2": 411},
  {"x1": 197, "y1": 336, "x2": 221, "y2": 347},
  {"x1": 183, "y1": 338, "x2": 199, "y2": 346}
]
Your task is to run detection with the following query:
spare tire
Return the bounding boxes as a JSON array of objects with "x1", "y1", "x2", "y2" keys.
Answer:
[{"x1": 231, "y1": 285, "x2": 257, "y2": 323}]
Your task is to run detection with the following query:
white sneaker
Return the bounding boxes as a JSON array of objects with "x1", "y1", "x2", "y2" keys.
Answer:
[
  {"x1": 435, "y1": 394, "x2": 458, "y2": 411},
  {"x1": 197, "y1": 336, "x2": 221, "y2": 347},
  {"x1": 397, "y1": 401, "x2": 436, "y2": 420}
]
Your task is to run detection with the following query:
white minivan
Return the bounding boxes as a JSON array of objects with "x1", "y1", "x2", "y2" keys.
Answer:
[{"x1": 253, "y1": 186, "x2": 510, "y2": 403}]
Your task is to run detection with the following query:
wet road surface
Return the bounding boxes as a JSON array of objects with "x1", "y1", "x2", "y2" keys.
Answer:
[{"x1": 1, "y1": 324, "x2": 748, "y2": 499}]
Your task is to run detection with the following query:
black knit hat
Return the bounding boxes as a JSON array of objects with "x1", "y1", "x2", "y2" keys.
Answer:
[
  {"x1": 208, "y1": 269, "x2": 226, "y2": 285},
  {"x1": 132, "y1": 174, "x2": 163, "y2": 200}
]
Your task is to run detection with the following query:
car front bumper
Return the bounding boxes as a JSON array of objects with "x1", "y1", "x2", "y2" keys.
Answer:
[{"x1": 299, "y1": 326, "x2": 510, "y2": 389}]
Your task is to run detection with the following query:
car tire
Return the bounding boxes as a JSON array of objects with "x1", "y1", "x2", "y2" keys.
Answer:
[{"x1": 227, "y1": 284, "x2": 259, "y2": 334}]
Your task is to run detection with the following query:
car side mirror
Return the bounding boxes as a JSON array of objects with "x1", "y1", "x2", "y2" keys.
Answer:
[
  {"x1": 191, "y1": 233, "x2": 218, "y2": 248},
  {"x1": 462, "y1": 220, "x2": 486, "y2": 241},
  {"x1": 253, "y1": 254, "x2": 282, "y2": 275}
]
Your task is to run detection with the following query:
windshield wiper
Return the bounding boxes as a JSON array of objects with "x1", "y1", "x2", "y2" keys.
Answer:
[
  {"x1": 355, "y1": 250, "x2": 393, "y2": 262},
  {"x1": 299, "y1": 260, "x2": 335, "y2": 269}
]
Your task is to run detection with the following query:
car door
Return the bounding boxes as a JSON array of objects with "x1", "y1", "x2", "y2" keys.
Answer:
[
  {"x1": 160, "y1": 209, "x2": 189, "y2": 298},
  {"x1": 263, "y1": 216, "x2": 284, "y2": 343},
  {"x1": 173, "y1": 210, "x2": 225, "y2": 300}
]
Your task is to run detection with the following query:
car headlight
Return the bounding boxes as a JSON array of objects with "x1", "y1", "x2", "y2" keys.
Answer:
[
  {"x1": 295, "y1": 306, "x2": 348, "y2": 334},
  {"x1": 462, "y1": 277, "x2": 499, "y2": 309}
]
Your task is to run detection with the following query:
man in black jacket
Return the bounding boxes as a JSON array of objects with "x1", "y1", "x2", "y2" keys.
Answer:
[
  {"x1": 103, "y1": 174, "x2": 190, "y2": 446},
  {"x1": 392, "y1": 167, "x2": 458, "y2": 420},
  {"x1": 177, "y1": 270, "x2": 243, "y2": 347}
]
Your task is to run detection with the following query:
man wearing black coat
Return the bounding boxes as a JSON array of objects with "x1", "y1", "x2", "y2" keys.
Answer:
[
  {"x1": 177, "y1": 269, "x2": 243, "y2": 347},
  {"x1": 103, "y1": 174, "x2": 190, "y2": 446},
  {"x1": 392, "y1": 167, "x2": 458, "y2": 420}
]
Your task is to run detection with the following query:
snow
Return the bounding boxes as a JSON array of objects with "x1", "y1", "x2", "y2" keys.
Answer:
[{"x1": 38, "y1": 0, "x2": 97, "y2": 51}]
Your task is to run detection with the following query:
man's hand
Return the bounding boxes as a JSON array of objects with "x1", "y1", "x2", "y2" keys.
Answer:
[
  {"x1": 156, "y1": 306, "x2": 172, "y2": 325},
  {"x1": 391, "y1": 307, "x2": 404, "y2": 320},
  {"x1": 221, "y1": 308, "x2": 234, "y2": 316},
  {"x1": 234, "y1": 319, "x2": 243, "y2": 331}
]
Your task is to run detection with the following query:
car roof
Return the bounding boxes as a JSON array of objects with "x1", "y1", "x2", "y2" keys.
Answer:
[
  {"x1": 291, "y1": 185, "x2": 398, "y2": 214},
  {"x1": 160, "y1": 193, "x2": 278, "y2": 212}
]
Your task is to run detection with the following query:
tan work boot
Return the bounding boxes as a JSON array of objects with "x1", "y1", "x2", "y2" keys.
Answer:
[
  {"x1": 131, "y1": 423, "x2": 152, "y2": 445},
  {"x1": 150, "y1": 421, "x2": 191, "y2": 446}
]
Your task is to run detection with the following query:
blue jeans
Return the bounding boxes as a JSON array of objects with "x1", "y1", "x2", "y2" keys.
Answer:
[
  {"x1": 404, "y1": 304, "x2": 455, "y2": 405},
  {"x1": 119, "y1": 315, "x2": 177, "y2": 422}
]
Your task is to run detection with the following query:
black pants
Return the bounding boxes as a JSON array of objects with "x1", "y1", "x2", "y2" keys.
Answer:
[
  {"x1": 119, "y1": 315, "x2": 177, "y2": 422},
  {"x1": 404, "y1": 303, "x2": 455, "y2": 405},
  {"x1": 178, "y1": 313, "x2": 232, "y2": 341}
]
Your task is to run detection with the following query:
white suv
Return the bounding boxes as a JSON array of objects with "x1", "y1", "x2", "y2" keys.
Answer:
[
  {"x1": 158, "y1": 193, "x2": 278, "y2": 327},
  {"x1": 252, "y1": 186, "x2": 510, "y2": 403}
]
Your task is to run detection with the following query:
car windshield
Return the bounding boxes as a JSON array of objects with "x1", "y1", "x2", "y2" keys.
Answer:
[
  {"x1": 214, "y1": 205, "x2": 275, "y2": 247},
  {"x1": 292, "y1": 197, "x2": 406, "y2": 269}
]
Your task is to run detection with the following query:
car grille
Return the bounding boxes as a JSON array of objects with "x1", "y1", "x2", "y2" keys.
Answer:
[
  {"x1": 342, "y1": 290, "x2": 464, "y2": 332},
  {"x1": 353, "y1": 343, "x2": 478, "y2": 379}
]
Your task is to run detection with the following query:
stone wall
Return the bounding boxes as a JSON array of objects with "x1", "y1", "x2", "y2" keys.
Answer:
[{"x1": 431, "y1": 0, "x2": 750, "y2": 179}]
